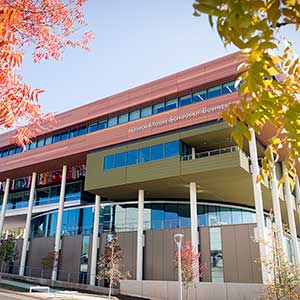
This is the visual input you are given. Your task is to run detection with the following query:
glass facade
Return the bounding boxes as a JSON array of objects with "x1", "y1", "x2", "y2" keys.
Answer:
[
  {"x1": 210, "y1": 227, "x2": 224, "y2": 282},
  {"x1": 31, "y1": 202, "x2": 257, "y2": 238},
  {"x1": 0, "y1": 80, "x2": 238, "y2": 159},
  {"x1": 0, "y1": 181, "x2": 83, "y2": 211},
  {"x1": 103, "y1": 140, "x2": 182, "y2": 170}
]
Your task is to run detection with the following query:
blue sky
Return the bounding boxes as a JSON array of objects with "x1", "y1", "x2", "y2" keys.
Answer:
[{"x1": 21, "y1": 0, "x2": 299, "y2": 115}]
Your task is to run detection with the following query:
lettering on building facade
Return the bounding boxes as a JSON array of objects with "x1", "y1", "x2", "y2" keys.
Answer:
[{"x1": 129, "y1": 103, "x2": 231, "y2": 133}]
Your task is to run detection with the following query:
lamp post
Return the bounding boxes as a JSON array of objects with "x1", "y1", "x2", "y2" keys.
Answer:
[{"x1": 174, "y1": 233, "x2": 184, "y2": 300}]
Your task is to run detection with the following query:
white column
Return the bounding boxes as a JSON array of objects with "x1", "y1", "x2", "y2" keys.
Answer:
[
  {"x1": 52, "y1": 165, "x2": 67, "y2": 281},
  {"x1": 270, "y1": 161, "x2": 285, "y2": 253},
  {"x1": 0, "y1": 178, "x2": 10, "y2": 239},
  {"x1": 90, "y1": 195, "x2": 101, "y2": 286},
  {"x1": 19, "y1": 172, "x2": 37, "y2": 276},
  {"x1": 249, "y1": 128, "x2": 269, "y2": 283},
  {"x1": 189, "y1": 182, "x2": 199, "y2": 282},
  {"x1": 283, "y1": 164, "x2": 300, "y2": 263},
  {"x1": 136, "y1": 189, "x2": 144, "y2": 281},
  {"x1": 191, "y1": 147, "x2": 196, "y2": 160}
]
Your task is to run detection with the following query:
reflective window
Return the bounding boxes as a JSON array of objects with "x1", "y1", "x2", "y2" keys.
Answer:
[
  {"x1": 164, "y1": 204, "x2": 178, "y2": 229},
  {"x1": 29, "y1": 140, "x2": 37, "y2": 150},
  {"x1": 231, "y1": 208, "x2": 242, "y2": 224},
  {"x1": 207, "y1": 85, "x2": 222, "y2": 98},
  {"x1": 165, "y1": 99, "x2": 178, "y2": 111},
  {"x1": 78, "y1": 126, "x2": 87, "y2": 136},
  {"x1": 197, "y1": 205, "x2": 207, "y2": 227},
  {"x1": 151, "y1": 144, "x2": 164, "y2": 161},
  {"x1": 61, "y1": 131, "x2": 69, "y2": 141},
  {"x1": 220, "y1": 207, "x2": 232, "y2": 225},
  {"x1": 2, "y1": 150, "x2": 8, "y2": 157},
  {"x1": 165, "y1": 141, "x2": 180, "y2": 158},
  {"x1": 80, "y1": 235, "x2": 90, "y2": 283},
  {"x1": 88, "y1": 123, "x2": 97, "y2": 133},
  {"x1": 44, "y1": 136, "x2": 53, "y2": 145},
  {"x1": 15, "y1": 147, "x2": 22, "y2": 154},
  {"x1": 69, "y1": 128, "x2": 78, "y2": 138},
  {"x1": 153, "y1": 102, "x2": 165, "y2": 114},
  {"x1": 222, "y1": 81, "x2": 235, "y2": 94},
  {"x1": 141, "y1": 106, "x2": 152, "y2": 118},
  {"x1": 193, "y1": 90, "x2": 207, "y2": 102},
  {"x1": 179, "y1": 204, "x2": 190, "y2": 227},
  {"x1": 104, "y1": 154, "x2": 115, "y2": 170},
  {"x1": 127, "y1": 150, "x2": 138, "y2": 165},
  {"x1": 9, "y1": 148, "x2": 15, "y2": 155},
  {"x1": 98, "y1": 120, "x2": 107, "y2": 130},
  {"x1": 53, "y1": 134, "x2": 61, "y2": 143},
  {"x1": 36, "y1": 138, "x2": 44, "y2": 148},
  {"x1": 139, "y1": 147, "x2": 151, "y2": 163},
  {"x1": 151, "y1": 204, "x2": 164, "y2": 230},
  {"x1": 108, "y1": 117, "x2": 118, "y2": 127},
  {"x1": 179, "y1": 95, "x2": 192, "y2": 107},
  {"x1": 129, "y1": 110, "x2": 140, "y2": 121},
  {"x1": 210, "y1": 227, "x2": 224, "y2": 282},
  {"x1": 118, "y1": 113, "x2": 129, "y2": 124},
  {"x1": 115, "y1": 152, "x2": 126, "y2": 168}
]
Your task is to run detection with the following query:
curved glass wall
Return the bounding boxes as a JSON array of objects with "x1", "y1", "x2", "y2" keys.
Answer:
[{"x1": 31, "y1": 202, "x2": 257, "y2": 238}]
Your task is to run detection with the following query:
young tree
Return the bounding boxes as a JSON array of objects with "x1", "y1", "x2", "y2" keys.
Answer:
[
  {"x1": 174, "y1": 241, "x2": 206, "y2": 300},
  {"x1": 0, "y1": 0, "x2": 94, "y2": 145},
  {"x1": 41, "y1": 250, "x2": 61, "y2": 272},
  {"x1": 97, "y1": 236, "x2": 130, "y2": 300},
  {"x1": 193, "y1": 1, "x2": 300, "y2": 183},
  {"x1": 259, "y1": 221, "x2": 300, "y2": 300},
  {"x1": 0, "y1": 233, "x2": 17, "y2": 272}
]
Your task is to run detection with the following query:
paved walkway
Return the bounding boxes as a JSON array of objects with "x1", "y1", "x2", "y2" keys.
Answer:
[{"x1": 0, "y1": 279, "x2": 116, "y2": 300}]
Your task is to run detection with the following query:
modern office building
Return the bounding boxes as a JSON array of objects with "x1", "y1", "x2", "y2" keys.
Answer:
[{"x1": 0, "y1": 52, "x2": 299, "y2": 286}]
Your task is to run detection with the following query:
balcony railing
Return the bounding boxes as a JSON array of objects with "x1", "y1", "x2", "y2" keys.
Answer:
[{"x1": 181, "y1": 146, "x2": 240, "y2": 162}]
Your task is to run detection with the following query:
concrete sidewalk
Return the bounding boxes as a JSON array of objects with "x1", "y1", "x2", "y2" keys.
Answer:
[{"x1": 0, "y1": 278, "x2": 117, "y2": 300}]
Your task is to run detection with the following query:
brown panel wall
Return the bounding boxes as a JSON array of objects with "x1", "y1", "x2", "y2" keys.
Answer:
[
  {"x1": 144, "y1": 228, "x2": 191, "y2": 281},
  {"x1": 58, "y1": 235, "x2": 83, "y2": 283},
  {"x1": 200, "y1": 227, "x2": 211, "y2": 282},
  {"x1": 26, "y1": 237, "x2": 55, "y2": 279},
  {"x1": 12, "y1": 239, "x2": 23, "y2": 274},
  {"x1": 222, "y1": 224, "x2": 262, "y2": 283}
]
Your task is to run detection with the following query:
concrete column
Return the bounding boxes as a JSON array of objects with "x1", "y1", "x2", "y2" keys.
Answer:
[
  {"x1": 282, "y1": 164, "x2": 300, "y2": 263},
  {"x1": 52, "y1": 165, "x2": 67, "y2": 281},
  {"x1": 19, "y1": 172, "x2": 37, "y2": 276},
  {"x1": 270, "y1": 160, "x2": 285, "y2": 253},
  {"x1": 191, "y1": 147, "x2": 196, "y2": 160},
  {"x1": 0, "y1": 178, "x2": 10, "y2": 239},
  {"x1": 136, "y1": 189, "x2": 144, "y2": 281},
  {"x1": 90, "y1": 195, "x2": 101, "y2": 286},
  {"x1": 249, "y1": 128, "x2": 269, "y2": 283},
  {"x1": 189, "y1": 182, "x2": 199, "y2": 282}
]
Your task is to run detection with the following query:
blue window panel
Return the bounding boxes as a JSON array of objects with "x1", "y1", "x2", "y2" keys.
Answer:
[
  {"x1": 242, "y1": 210, "x2": 256, "y2": 224},
  {"x1": 104, "y1": 154, "x2": 115, "y2": 170},
  {"x1": 129, "y1": 110, "x2": 140, "y2": 121},
  {"x1": 141, "y1": 106, "x2": 152, "y2": 118},
  {"x1": 165, "y1": 98, "x2": 178, "y2": 111},
  {"x1": 88, "y1": 123, "x2": 97, "y2": 133},
  {"x1": 153, "y1": 102, "x2": 165, "y2": 114},
  {"x1": 164, "y1": 204, "x2": 178, "y2": 229},
  {"x1": 197, "y1": 205, "x2": 207, "y2": 226},
  {"x1": 127, "y1": 150, "x2": 138, "y2": 165},
  {"x1": 29, "y1": 140, "x2": 37, "y2": 150},
  {"x1": 165, "y1": 140, "x2": 180, "y2": 158},
  {"x1": 220, "y1": 207, "x2": 232, "y2": 225},
  {"x1": 69, "y1": 128, "x2": 78, "y2": 138},
  {"x1": 192, "y1": 90, "x2": 207, "y2": 102},
  {"x1": 222, "y1": 81, "x2": 236, "y2": 94},
  {"x1": 151, "y1": 144, "x2": 164, "y2": 160},
  {"x1": 115, "y1": 152, "x2": 127, "y2": 168},
  {"x1": 231, "y1": 208, "x2": 242, "y2": 224},
  {"x1": 37, "y1": 138, "x2": 45, "y2": 148},
  {"x1": 207, "y1": 85, "x2": 222, "y2": 98},
  {"x1": 9, "y1": 148, "x2": 15, "y2": 156},
  {"x1": 15, "y1": 147, "x2": 22, "y2": 154},
  {"x1": 78, "y1": 126, "x2": 87, "y2": 136},
  {"x1": 179, "y1": 204, "x2": 191, "y2": 228},
  {"x1": 0, "y1": 152, "x2": 2, "y2": 158},
  {"x1": 44, "y1": 136, "x2": 53, "y2": 145},
  {"x1": 139, "y1": 147, "x2": 151, "y2": 163},
  {"x1": 108, "y1": 117, "x2": 118, "y2": 127},
  {"x1": 179, "y1": 94, "x2": 192, "y2": 107},
  {"x1": 151, "y1": 204, "x2": 164, "y2": 230},
  {"x1": 118, "y1": 113, "x2": 129, "y2": 124},
  {"x1": 61, "y1": 131, "x2": 69, "y2": 141},
  {"x1": 53, "y1": 134, "x2": 61, "y2": 143},
  {"x1": 98, "y1": 120, "x2": 107, "y2": 130}
]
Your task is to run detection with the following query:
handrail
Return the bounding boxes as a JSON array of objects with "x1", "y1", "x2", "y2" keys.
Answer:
[{"x1": 181, "y1": 146, "x2": 240, "y2": 161}]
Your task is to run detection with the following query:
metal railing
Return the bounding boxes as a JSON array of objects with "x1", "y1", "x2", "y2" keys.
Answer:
[{"x1": 181, "y1": 146, "x2": 239, "y2": 161}]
